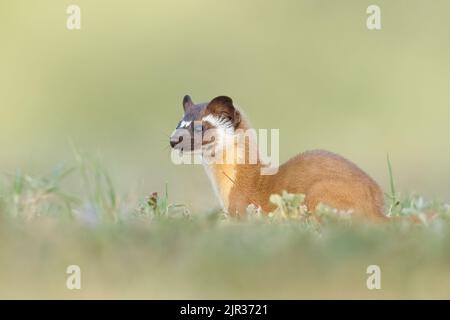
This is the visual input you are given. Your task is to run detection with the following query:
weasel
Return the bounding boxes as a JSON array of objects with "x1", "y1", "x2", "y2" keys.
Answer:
[{"x1": 170, "y1": 95, "x2": 386, "y2": 222}]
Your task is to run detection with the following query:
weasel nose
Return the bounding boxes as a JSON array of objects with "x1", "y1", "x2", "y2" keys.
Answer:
[{"x1": 169, "y1": 136, "x2": 182, "y2": 148}]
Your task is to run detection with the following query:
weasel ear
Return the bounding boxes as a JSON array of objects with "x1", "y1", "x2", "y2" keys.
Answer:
[
  {"x1": 207, "y1": 96, "x2": 241, "y2": 127},
  {"x1": 183, "y1": 95, "x2": 194, "y2": 111}
]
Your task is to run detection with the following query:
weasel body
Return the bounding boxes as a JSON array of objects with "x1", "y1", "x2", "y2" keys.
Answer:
[{"x1": 170, "y1": 95, "x2": 385, "y2": 221}]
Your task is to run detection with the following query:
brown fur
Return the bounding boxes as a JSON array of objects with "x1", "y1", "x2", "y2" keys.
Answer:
[
  {"x1": 212, "y1": 150, "x2": 386, "y2": 221},
  {"x1": 205, "y1": 106, "x2": 386, "y2": 222}
]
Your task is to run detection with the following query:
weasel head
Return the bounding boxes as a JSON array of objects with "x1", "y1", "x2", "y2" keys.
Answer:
[{"x1": 169, "y1": 95, "x2": 241, "y2": 154}]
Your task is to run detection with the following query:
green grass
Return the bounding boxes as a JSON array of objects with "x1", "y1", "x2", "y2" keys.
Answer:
[{"x1": 0, "y1": 152, "x2": 450, "y2": 299}]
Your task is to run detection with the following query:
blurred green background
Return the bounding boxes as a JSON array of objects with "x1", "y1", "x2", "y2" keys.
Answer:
[{"x1": 1, "y1": 0, "x2": 449, "y2": 213}]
